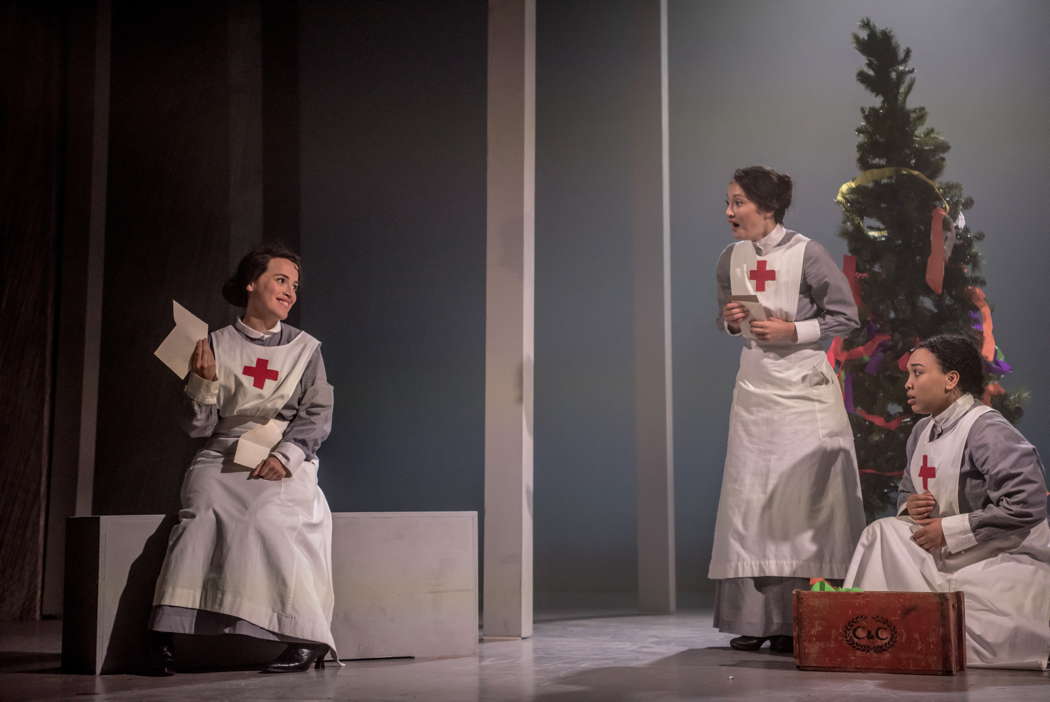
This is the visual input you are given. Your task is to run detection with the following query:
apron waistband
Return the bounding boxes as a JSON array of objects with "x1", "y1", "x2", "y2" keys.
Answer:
[
  {"x1": 206, "y1": 416, "x2": 290, "y2": 455},
  {"x1": 214, "y1": 415, "x2": 289, "y2": 436}
]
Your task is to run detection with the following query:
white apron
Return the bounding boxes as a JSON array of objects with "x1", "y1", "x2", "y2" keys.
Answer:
[
  {"x1": 153, "y1": 325, "x2": 337, "y2": 658},
  {"x1": 708, "y1": 234, "x2": 865, "y2": 580},
  {"x1": 845, "y1": 405, "x2": 1050, "y2": 669},
  {"x1": 212, "y1": 325, "x2": 319, "y2": 422}
]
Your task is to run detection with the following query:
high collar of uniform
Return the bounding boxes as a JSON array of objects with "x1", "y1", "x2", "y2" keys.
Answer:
[
  {"x1": 930, "y1": 393, "x2": 977, "y2": 438},
  {"x1": 236, "y1": 316, "x2": 281, "y2": 340},
  {"x1": 752, "y1": 223, "x2": 786, "y2": 256}
]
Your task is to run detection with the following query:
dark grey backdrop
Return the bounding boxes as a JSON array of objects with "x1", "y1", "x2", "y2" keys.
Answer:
[
  {"x1": 280, "y1": 0, "x2": 1050, "y2": 595},
  {"x1": 18, "y1": 0, "x2": 1044, "y2": 622},
  {"x1": 669, "y1": 0, "x2": 1050, "y2": 592},
  {"x1": 298, "y1": 0, "x2": 488, "y2": 516}
]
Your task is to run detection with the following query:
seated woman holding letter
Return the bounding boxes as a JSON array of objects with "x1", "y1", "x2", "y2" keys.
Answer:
[{"x1": 149, "y1": 245, "x2": 337, "y2": 675}]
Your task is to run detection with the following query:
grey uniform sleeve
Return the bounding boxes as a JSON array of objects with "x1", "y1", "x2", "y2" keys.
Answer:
[
  {"x1": 966, "y1": 413, "x2": 1048, "y2": 544},
  {"x1": 179, "y1": 337, "x2": 220, "y2": 437},
  {"x1": 178, "y1": 386, "x2": 219, "y2": 437},
  {"x1": 800, "y1": 240, "x2": 860, "y2": 342},
  {"x1": 714, "y1": 244, "x2": 740, "y2": 335},
  {"x1": 896, "y1": 420, "x2": 924, "y2": 515},
  {"x1": 271, "y1": 345, "x2": 334, "y2": 473}
]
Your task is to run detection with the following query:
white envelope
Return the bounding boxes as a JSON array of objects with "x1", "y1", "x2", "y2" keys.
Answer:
[
  {"x1": 730, "y1": 294, "x2": 768, "y2": 339},
  {"x1": 154, "y1": 300, "x2": 208, "y2": 379},
  {"x1": 233, "y1": 420, "x2": 285, "y2": 469}
]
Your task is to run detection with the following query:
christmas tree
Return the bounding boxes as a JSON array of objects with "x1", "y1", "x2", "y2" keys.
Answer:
[{"x1": 831, "y1": 18, "x2": 1026, "y2": 519}]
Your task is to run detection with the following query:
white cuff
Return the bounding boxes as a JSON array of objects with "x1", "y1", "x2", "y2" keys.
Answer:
[
  {"x1": 271, "y1": 441, "x2": 306, "y2": 476},
  {"x1": 940, "y1": 513, "x2": 978, "y2": 553},
  {"x1": 794, "y1": 318, "x2": 821, "y2": 345},
  {"x1": 185, "y1": 373, "x2": 219, "y2": 405},
  {"x1": 723, "y1": 320, "x2": 742, "y2": 336}
]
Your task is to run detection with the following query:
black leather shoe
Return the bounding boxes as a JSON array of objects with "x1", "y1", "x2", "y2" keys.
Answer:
[
  {"x1": 769, "y1": 635, "x2": 794, "y2": 654},
  {"x1": 147, "y1": 632, "x2": 176, "y2": 676},
  {"x1": 729, "y1": 635, "x2": 768, "y2": 651},
  {"x1": 261, "y1": 644, "x2": 328, "y2": 673}
]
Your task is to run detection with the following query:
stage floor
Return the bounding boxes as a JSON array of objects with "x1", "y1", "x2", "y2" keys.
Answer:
[{"x1": 2, "y1": 598, "x2": 1047, "y2": 701}]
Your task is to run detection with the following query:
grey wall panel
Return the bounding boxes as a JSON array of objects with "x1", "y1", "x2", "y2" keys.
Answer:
[
  {"x1": 297, "y1": 1, "x2": 488, "y2": 516},
  {"x1": 534, "y1": 0, "x2": 659, "y2": 592},
  {"x1": 32, "y1": 0, "x2": 1046, "y2": 606},
  {"x1": 669, "y1": 0, "x2": 1050, "y2": 593}
]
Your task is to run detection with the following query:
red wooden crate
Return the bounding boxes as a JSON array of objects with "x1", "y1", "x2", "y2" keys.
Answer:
[{"x1": 793, "y1": 590, "x2": 966, "y2": 675}]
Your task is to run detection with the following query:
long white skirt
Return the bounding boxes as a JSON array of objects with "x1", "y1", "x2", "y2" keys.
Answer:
[
  {"x1": 709, "y1": 345, "x2": 865, "y2": 580},
  {"x1": 845, "y1": 517, "x2": 1050, "y2": 670},
  {"x1": 152, "y1": 442, "x2": 337, "y2": 656}
]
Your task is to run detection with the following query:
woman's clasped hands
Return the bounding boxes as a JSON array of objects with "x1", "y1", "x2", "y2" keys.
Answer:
[
  {"x1": 722, "y1": 302, "x2": 797, "y2": 343},
  {"x1": 906, "y1": 491, "x2": 946, "y2": 551}
]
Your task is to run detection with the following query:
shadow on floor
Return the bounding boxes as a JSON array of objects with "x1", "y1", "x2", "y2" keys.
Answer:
[
  {"x1": 531, "y1": 647, "x2": 1038, "y2": 701},
  {"x1": 0, "y1": 651, "x2": 61, "y2": 674}
]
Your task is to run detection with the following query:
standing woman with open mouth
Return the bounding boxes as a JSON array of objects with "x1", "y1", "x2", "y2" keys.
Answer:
[
  {"x1": 149, "y1": 245, "x2": 337, "y2": 674},
  {"x1": 707, "y1": 166, "x2": 866, "y2": 653}
]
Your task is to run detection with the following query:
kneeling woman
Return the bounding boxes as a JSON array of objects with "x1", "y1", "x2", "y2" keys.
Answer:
[
  {"x1": 150, "y1": 246, "x2": 337, "y2": 674},
  {"x1": 845, "y1": 334, "x2": 1050, "y2": 669}
]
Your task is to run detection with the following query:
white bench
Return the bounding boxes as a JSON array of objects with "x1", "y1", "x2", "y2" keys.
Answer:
[{"x1": 62, "y1": 512, "x2": 479, "y2": 674}]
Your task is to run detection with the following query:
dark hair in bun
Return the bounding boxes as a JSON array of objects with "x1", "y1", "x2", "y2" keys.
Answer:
[
  {"x1": 733, "y1": 166, "x2": 793, "y2": 223},
  {"x1": 914, "y1": 334, "x2": 985, "y2": 397},
  {"x1": 222, "y1": 244, "x2": 302, "y2": 308}
]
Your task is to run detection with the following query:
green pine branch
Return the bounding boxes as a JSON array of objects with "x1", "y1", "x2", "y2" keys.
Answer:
[{"x1": 837, "y1": 18, "x2": 1026, "y2": 519}]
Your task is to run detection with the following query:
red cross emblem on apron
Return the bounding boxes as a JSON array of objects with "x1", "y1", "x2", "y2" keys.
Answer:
[
  {"x1": 748, "y1": 259, "x2": 776, "y2": 292},
  {"x1": 918, "y1": 454, "x2": 937, "y2": 491},
  {"x1": 243, "y1": 358, "x2": 280, "y2": 389}
]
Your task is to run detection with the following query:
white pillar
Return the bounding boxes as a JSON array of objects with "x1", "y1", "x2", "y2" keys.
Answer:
[
  {"x1": 634, "y1": 0, "x2": 675, "y2": 614},
  {"x1": 483, "y1": 0, "x2": 535, "y2": 638}
]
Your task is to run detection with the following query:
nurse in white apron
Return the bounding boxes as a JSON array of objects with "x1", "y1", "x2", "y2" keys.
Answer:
[
  {"x1": 708, "y1": 166, "x2": 865, "y2": 653},
  {"x1": 845, "y1": 334, "x2": 1050, "y2": 669},
  {"x1": 149, "y1": 246, "x2": 338, "y2": 674}
]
